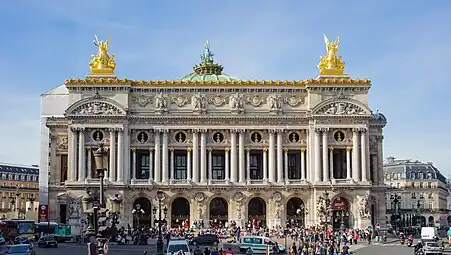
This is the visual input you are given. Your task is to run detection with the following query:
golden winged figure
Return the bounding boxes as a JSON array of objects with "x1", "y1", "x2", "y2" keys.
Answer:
[
  {"x1": 318, "y1": 34, "x2": 345, "y2": 75},
  {"x1": 89, "y1": 35, "x2": 116, "y2": 74}
]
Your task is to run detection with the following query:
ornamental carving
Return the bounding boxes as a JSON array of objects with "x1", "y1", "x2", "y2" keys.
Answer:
[
  {"x1": 191, "y1": 93, "x2": 207, "y2": 114},
  {"x1": 233, "y1": 192, "x2": 244, "y2": 203},
  {"x1": 229, "y1": 93, "x2": 244, "y2": 114},
  {"x1": 56, "y1": 135, "x2": 68, "y2": 150},
  {"x1": 171, "y1": 95, "x2": 189, "y2": 107},
  {"x1": 132, "y1": 94, "x2": 152, "y2": 107},
  {"x1": 358, "y1": 194, "x2": 371, "y2": 219},
  {"x1": 72, "y1": 101, "x2": 123, "y2": 115},
  {"x1": 284, "y1": 95, "x2": 305, "y2": 107},
  {"x1": 155, "y1": 93, "x2": 169, "y2": 113},
  {"x1": 195, "y1": 192, "x2": 206, "y2": 202},
  {"x1": 316, "y1": 102, "x2": 367, "y2": 115},
  {"x1": 369, "y1": 136, "x2": 377, "y2": 152},
  {"x1": 209, "y1": 95, "x2": 227, "y2": 107},
  {"x1": 246, "y1": 95, "x2": 266, "y2": 107},
  {"x1": 272, "y1": 191, "x2": 283, "y2": 202},
  {"x1": 268, "y1": 94, "x2": 283, "y2": 113}
]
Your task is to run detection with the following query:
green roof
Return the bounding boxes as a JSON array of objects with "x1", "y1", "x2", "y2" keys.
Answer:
[{"x1": 178, "y1": 40, "x2": 240, "y2": 81}]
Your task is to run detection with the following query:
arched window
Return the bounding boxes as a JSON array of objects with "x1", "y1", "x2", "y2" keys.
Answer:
[
  {"x1": 410, "y1": 172, "x2": 416, "y2": 179},
  {"x1": 427, "y1": 172, "x2": 433, "y2": 179},
  {"x1": 419, "y1": 172, "x2": 424, "y2": 179}
]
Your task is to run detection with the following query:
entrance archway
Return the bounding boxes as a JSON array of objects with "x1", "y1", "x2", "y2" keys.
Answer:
[
  {"x1": 133, "y1": 197, "x2": 152, "y2": 228},
  {"x1": 286, "y1": 197, "x2": 305, "y2": 227},
  {"x1": 209, "y1": 197, "x2": 228, "y2": 228},
  {"x1": 428, "y1": 216, "x2": 434, "y2": 227},
  {"x1": 248, "y1": 197, "x2": 266, "y2": 227},
  {"x1": 171, "y1": 197, "x2": 190, "y2": 228},
  {"x1": 331, "y1": 197, "x2": 350, "y2": 230}
]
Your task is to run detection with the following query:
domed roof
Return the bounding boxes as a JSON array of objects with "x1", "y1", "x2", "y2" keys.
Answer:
[{"x1": 178, "y1": 41, "x2": 240, "y2": 82}]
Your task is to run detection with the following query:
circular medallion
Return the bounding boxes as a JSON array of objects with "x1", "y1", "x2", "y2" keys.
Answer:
[
  {"x1": 334, "y1": 131, "x2": 345, "y2": 142},
  {"x1": 175, "y1": 132, "x2": 187, "y2": 143},
  {"x1": 250, "y1": 132, "x2": 262, "y2": 143},
  {"x1": 195, "y1": 192, "x2": 205, "y2": 202},
  {"x1": 289, "y1": 132, "x2": 300, "y2": 143},
  {"x1": 92, "y1": 130, "x2": 104, "y2": 142},
  {"x1": 233, "y1": 192, "x2": 244, "y2": 202},
  {"x1": 273, "y1": 192, "x2": 283, "y2": 202},
  {"x1": 213, "y1": 132, "x2": 224, "y2": 143},
  {"x1": 137, "y1": 132, "x2": 149, "y2": 143}
]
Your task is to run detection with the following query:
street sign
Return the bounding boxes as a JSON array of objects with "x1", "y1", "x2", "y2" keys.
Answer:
[
  {"x1": 376, "y1": 223, "x2": 381, "y2": 229},
  {"x1": 39, "y1": 204, "x2": 49, "y2": 222}
]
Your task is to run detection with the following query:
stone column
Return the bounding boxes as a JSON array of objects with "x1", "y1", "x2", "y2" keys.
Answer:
[
  {"x1": 352, "y1": 129, "x2": 360, "y2": 182},
  {"x1": 50, "y1": 134, "x2": 58, "y2": 184},
  {"x1": 109, "y1": 130, "x2": 116, "y2": 182},
  {"x1": 377, "y1": 135, "x2": 384, "y2": 185},
  {"x1": 246, "y1": 148, "x2": 251, "y2": 181},
  {"x1": 186, "y1": 148, "x2": 192, "y2": 181},
  {"x1": 361, "y1": 129, "x2": 368, "y2": 182},
  {"x1": 192, "y1": 130, "x2": 199, "y2": 183},
  {"x1": 162, "y1": 130, "x2": 169, "y2": 183},
  {"x1": 68, "y1": 128, "x2": 77, "y2": 182},
  {"x1": 170, "y1": 148, "x2": 175, "y2": 180},
  {"x1": 276, "y1": 130, "x2": 283, "y2": 183},
  {"x1": 149, "y1": 148, "x2": 154, "y2": 182},
  {"x1": 314, "y1": 129, "x2": 321, "y2": 183},
  {"x1": 238, "y1": 130, "x2": 245, "y2": 183},
  {"x1": 284, "y1": 148, "x2": 289, "y2": 182},
  {"x1": 224, "y1": 148, "x2": 230, "y2": 181},
  {"x1": 268, "y1": 130, "x2": 276, "y2": 183},
  {"x1": 154, "y1": 131, "x2": 161, "y2": 183},
  {"x1": 230, "y1": 130, "x2": 237, "y2": 182},
  {"x1": 124, "y1": 127, "x2": 131, "y2": 183},
  {"x1": 263, "y1": 148, "x2": 268, "y2": 181},
  {"x1": 200, "y1": 131, "x2": 207, "y2": 183},
  {"x1": 132, "y1": 148, "x2": 137, "y2": 180},
  {"x1": 78, "y1": 129, "x2": 85, "y2": 182},
  {"x1": 322, "y1": 129, "x2": 329, "y2": 182},
  {"x1": 301, "y1": 148, "x2": 306, "y2": 180},
  {"x1": 117, "y1": 129, "x2": 124, "y2": 183},
  {"x1": 346, "y1": 147, "x2": 351, "y2": 179},
  {"x1": 208, "y1": 148, "x2": 213, "y2": 181},
  {"x1": 329, "y1": 148, "x2": 334, "y2": 179},
  {"x1": 87, "y1": 148, "x2": 92, "y2": 179}
]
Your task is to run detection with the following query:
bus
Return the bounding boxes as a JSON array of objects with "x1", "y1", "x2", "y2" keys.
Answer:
[
  {"x1": 0, "y1": 220, "x2": 35, "y2": 239},
  {"x1": 35, "y1": 222, "x2": 72, "y2": 242}
]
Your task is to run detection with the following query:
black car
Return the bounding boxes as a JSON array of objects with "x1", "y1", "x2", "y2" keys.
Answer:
[
  {"x1": 190, "y1": 234, "x2": 219, "y2": 246},
  {"x1": 37, "y1": 236, "x2": 58, "y2": 248}
]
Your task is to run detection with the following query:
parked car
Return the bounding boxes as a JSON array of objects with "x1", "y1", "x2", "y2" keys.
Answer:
[
  {"x1": 37, "y1": 236, "x2": 58, "y2": 248},
  {"x1": 190, "y1": 234, "x2": 219, "y2": 246},
  {"x1": 6, "y1": 244, "x2": 35, "y2": 255}
]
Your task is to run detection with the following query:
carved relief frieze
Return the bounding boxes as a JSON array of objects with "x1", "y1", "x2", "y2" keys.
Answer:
[
  {"x1": 154, "y1": 93, "x2": 169, "y2": 113},
  {"x1": 369, "y1": 136, "x2": 378, "y2": 153},
  {"x1": 171, "y1": 95, "x2": 189, "y2": 107},
  {"x1": 246, "y1": 95, "x2": 266, "y2": 107},
  {"x1": 56, "y1": 135, "x2": 68, "y2": 151},
  {"x1": 132, "y1": 94, "x2": 152, "y2": 107},
  {"x1": 229, "y1": 93, "x2": 244, "y2": 114},
  {"x1": 315, "y1": 102, "x2": 367, "y2": 115},
  {"x1": 191, "y1": 93, "x2": 207, "y2": 114},
  {"x1": 268, "y1": 94, "x2": 283, "y2": 114},
  {"x1": 72, "y1": 102, "x2": 123, "y2": 115},
  {"x1": 284, "y1": 95, "x2": 306, "y2": 107},
  {"x1": 209, "y1": 94, "x2": 228, "y2": 107}
]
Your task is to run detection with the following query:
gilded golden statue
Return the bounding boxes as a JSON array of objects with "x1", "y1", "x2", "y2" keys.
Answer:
[
  {"x1": 318, "y1": 34, "x2": 345, "y2": 75},
  {"x1": 89, "y1": 35, "x2": 116, "y2": 74}
]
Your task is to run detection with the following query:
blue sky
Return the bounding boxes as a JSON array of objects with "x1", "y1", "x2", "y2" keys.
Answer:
[{"x1": 0, "y1": 1, "x2": 450, "y2": 175}]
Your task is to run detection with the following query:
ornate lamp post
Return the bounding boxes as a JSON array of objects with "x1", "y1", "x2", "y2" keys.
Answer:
[
  {"x1": 153, "y1": 190, "x2": 168, "y2": 255},
  {"x1": 339, "y1": 211, "x2": 349, "y2": 232},
  {"x1": 416, "y1": 200, "x2": 422, "y2": 227},
  {"x1": 318, "y1": 191, "x2": 331, "y2": 229},
  {"x1": 93, "y1": 143, "x2": 107, "y2": 207},
  {"x1": 391, "y1": 195, "x2": 401, "y2": 230},
  {"x1": 132, "y1": 204, "x2": 145, "y2": 228},
  {"x1": 82, "y1": 191, "x2": 95, "y2": 236}
]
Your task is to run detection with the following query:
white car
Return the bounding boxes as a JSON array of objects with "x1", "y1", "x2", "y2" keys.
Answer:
[
  {"x1": 423, "y1": 242, "x2": 442, "y2": 255},
  {"x1": 166, "y1": 239, "x2": 191, "y2": 255}
]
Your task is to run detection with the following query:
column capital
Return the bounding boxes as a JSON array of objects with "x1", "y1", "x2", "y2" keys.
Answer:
[
  {"x1": 208, "y1": 147, "x2": 212, "y2": 152},
  {"x1": 263, "y1": 148, "x2": 268, "y2": 152},
  {"x1": 132, "y1": 147, "x2": 136, "y2": 152},
  {"x1": 224, "y1": 148, "x2": 230, "y2": 152},
  {"x1": 187, "y1": 147, "x2": 192, "y2": 152},
  {"x1": 149, "y1": 148, "x2": 154, "y2": 152},
  {"x1": 301, "y1": 148, "x2": 306, "y2": 152},
  {"x1": 70, "y1": 127, "x2": 77, "y2": 132},
  {"x1": 314, "y1": 127, "x2": 329, "y2": 132},
  {"x1": 155, "y1": 128, "x2": 169, "y2": 133},
  {"x1": 346, "y1": 147, "x2": 352, "y2": 152},
  {"x1": 268, "y1": 129, "x2": 276, "y2": 134},
  {"x1": 329, "y1": 147, "x2": 334, "y2": 152},
  {"x1": 246, "y1": 147, "x2": 250, "y2": 152},
  {"x1": 170, "y1": 148, "x2": 174, "y2": 152},
  {"x1": 283, "y1": 148, "x2": 289, "y2": 152},
  {"x1": 275, "y1": 129, "x2": 284, "y2": 133},
  {"x1": 87, "y1": 147, "x2": 92, "y2": 152}
]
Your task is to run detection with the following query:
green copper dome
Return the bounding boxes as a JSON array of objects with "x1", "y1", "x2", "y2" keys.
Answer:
[{"x1": 179, "y1": 41, "x2": 240, "y2": 82}]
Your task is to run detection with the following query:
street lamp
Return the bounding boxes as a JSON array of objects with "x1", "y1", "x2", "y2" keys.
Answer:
[
  {"x1": 339, "y1": 211, "x2": 349, "y2": 232},
  {"x1": 93, "y1": 143, "x2": 107, "y2": 207},
  {"x1": 132, "y1": 204, "x2": 145, "y2": 228},
  {"x1": 153, "y1": 190, "x2": 168, "y2": 255},
  {"x1": 109, "y1": 194, "x2": 122, "y2": 241},
  {"x1": 82, "y1": 191, "x2": 95, "y2": 236},
  {"x1": 416, "y1": 200, "x2": 422, "y2": 227},
  {"x1": 318, "y1": 191, "x2": 331, "y2": 230}
]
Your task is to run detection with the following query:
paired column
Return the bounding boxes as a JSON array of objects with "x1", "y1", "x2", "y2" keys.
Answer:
[
  {"x1": 246, "y1": 148, "x2": 250, "y2": 181},
  {"x1": 153, "y1": 131, "x2": 161, "y2": 183},
  {"x1": 123, "y1": 127, "x2": 131, "y2": 183},
  {"x1": 230, "y1": 130, "x2": 237, "y2": 182},
  {"x1": 361, "y1": 129, "x2": 369, "y2": 182},
  {"x1": 78, "y1": 128, "x2": 85, "y2": 182},
  {"x1": 149, "y1": 148, "x2": 154, "y2": 181},
  {"x1": 116, "y1": 129, "x2": 124, "y2": 183},
  {"x1": 283, "y1": 148, "x2": 288, "y2": 182},
  {"x1": 238, "y1": 130, "x2": 245, "y2": 183},
  {"x1": 161, "y1": 130, "x2": 169, "y2": 183},
  {"x1": 200, "y1": 131, "x2": 207, "y2": 183},
  {"x1": 322, "y1": 129, "x2": 329, "y2": 182},
  {"x1": 192, "y1": 131, "x2": 199, "y2": 182},
  {"x1": 87, "y1": 148, "x2": 92, "y2": 179},
  {"x1": 263, "y1": 148, "x2": 268, "y2": 181},
  {"x1": 224, "y1": 148, "x2": 230, "y2": 181},
  {"x1": 329, "y1": 148, "x2": 334, "y2": 180},
  {"x1": 352, "y1": 129, "x2": 361, "y2": 182},
  {"x1": 314, "y1": 129, "x2": 321, "y2": 183},
  {"x1": 276, "y1": 130, "x2": 283, "y2": 183},
  {"x1": 170, "y1": 148, "x2": 175, "y2": 180},
  {"x1": 346, "y1": 147, "x2": 351, "y2": 179},
  {"x1": 268, "y1": 130, "x2": 276, "y2": 183},
  {"x1": 208, "y1": 148, "x2": 213, "y2": 181},
  {"x1": 300, "y1": 148, "x2": 306, "y2": 180},
  {"x1": 109, "y1": 130, "x2": 116, "y2": 182},
  {"x1": 186, "y1": 148, "x2": 192, "y2": 181},
  {"x1": 132, "y1": 148, "x2": 137, "y2": 180},
  {"x1": 68, "y1": 128, "x2": 77, "y2": 182}
]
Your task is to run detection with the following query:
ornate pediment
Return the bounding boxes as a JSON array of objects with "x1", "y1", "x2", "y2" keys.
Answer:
[
  {"x1": 312, "y1": 97, "x2": 371, "y2": 116},
  {"x1": 65, "y1": 91, "x2": 127, "y2": 117}
]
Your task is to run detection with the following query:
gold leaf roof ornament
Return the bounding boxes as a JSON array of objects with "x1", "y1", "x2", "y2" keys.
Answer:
[
  {"x1": 318, "y1": 35, "x2": 346, "y2": 76},
  {"x1": 89, "y1": 35, "x2": 116, "y2": 75}
]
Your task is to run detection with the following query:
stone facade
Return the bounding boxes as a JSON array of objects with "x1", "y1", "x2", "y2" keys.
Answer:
[{"x1": 40, "y1": 40, "x2": 387, "y2": 233}]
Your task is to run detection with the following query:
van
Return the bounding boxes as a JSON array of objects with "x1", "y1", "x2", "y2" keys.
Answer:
[
  {"x1": 421, "y1": 227, "x2": 438, "y2": 241},
  {"x1": 239, "y1": 236, "x2": 286, "y2": 254}
]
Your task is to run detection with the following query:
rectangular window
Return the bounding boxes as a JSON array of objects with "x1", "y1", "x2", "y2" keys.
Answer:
[
  {"x1": 411, "y1": 193, "x2": 416, "y2": 199},
  {"x1": 212, "y1": 151, "x2": 225, "y2": 180},
  {"x1": 419, "y1": 193, "x2": 424, "y2": 199},
  {"x1": 174, "y1": 151, "x2": 187, "y2": 180},
  {"x1": 137, "y1": 152, "x2": 150, "y2": 179},
  {"x1": 60, "y1": 155, "x2": 68, "y2": 182},
  {"x1": 287, "y1": 153, "x2": 300, "y2": 179},
  {"x1": 249, "y1": 152, "x2": 263, "y2": 180}
]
